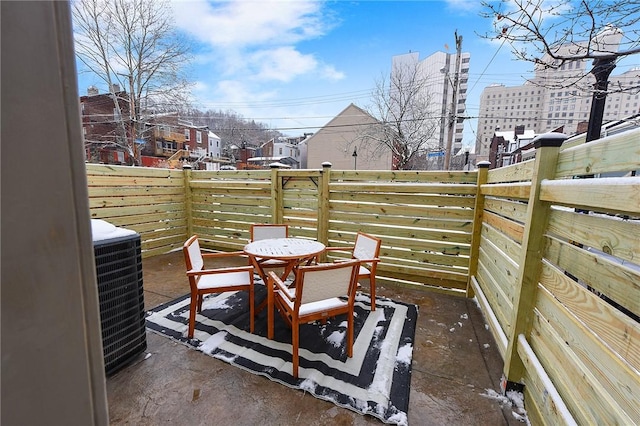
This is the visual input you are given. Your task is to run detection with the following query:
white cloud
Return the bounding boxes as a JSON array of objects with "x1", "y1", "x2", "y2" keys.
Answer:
[
  {"x1": 319, "y1": 64, "x2": 345, "y2": 81},
  {"x1": 444, "y1": 0, "x2": 481, "y2": 13},
  {"x1": 172, "y1": 0, "x2": 328, "y2": 48},
  {"x1": 215, "y1": 79, "x2": 277, "y2": 104},
  {"x1": 249, "y1": 47, "x2": 317, "y2": 82},
  {"x1": 171, "y1": 0, "x2": 342, "y2": 88}
]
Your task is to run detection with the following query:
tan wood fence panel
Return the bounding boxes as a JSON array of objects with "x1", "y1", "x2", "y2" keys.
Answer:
[
  {"x1": 470, "y1": 128, "x2": 639, "y2": 425},
  {"x1": 86, "y1": 164, "x2": 187, "y2": 257},
  {"x1": 327, "y1": 169, "x2": 476, "y2": 292}
]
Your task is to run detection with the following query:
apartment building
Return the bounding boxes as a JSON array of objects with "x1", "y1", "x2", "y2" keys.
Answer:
[
  {"x1": 476, "y1": 44, "x2": 640, "y2": 163},
  {"x1": 392, "y1": 49, "x2": 470, "y2": 167}
]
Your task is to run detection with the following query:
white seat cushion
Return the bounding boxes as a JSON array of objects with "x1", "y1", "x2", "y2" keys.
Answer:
[
  {"x1": 300, "y1": 298, "x2": 348, "y2": 316},
  {"x1": 197, "y1": 271, "x2": 251, "y2": 290},
  {"x1": 277, "y1": 291, "x2": 347, "y2": 316}
]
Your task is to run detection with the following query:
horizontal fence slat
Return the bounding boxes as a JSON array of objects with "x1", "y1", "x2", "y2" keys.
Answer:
[
  {"x1": 483, "y1": 197, "x2": 528, "y2": 224},
  {"x1": 544, "y1": 236, "x2": 640, "y2": 316},
  {"x1": 480, "y1": 182, "x2": 531, "y2": 199},
  {"x1": 540, "y1": 177, "x2": 640, "y2": 215},
  {"x1": 547, "y1": 207, "x2": 640, "y2": 263},
  {"x1": 482, "y1": 211, "x2": 525, "y2": 244},
  {"x1": 330, "y1": 170, "x2": 477, "y2": 183},
  {"x1": 555, "y1": 128, "x2": 640, "y2": 177},
  {"x1": 486, "y1": 160, "x2": 535, "y2": 184}
]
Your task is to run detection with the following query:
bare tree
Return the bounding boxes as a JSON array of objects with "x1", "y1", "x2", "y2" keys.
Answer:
[
  {"x1": 481, "y1": 0, "x2": 640, "y2": 142},
  {"x1": 480, "y1": 0, "x2": 640, "y2": 85},
  {"x1": 364, "y1": 55, "x2": 441, "y2": 170},
  {"x1": 481, "y1": 1, "x2": 640, "y2": 63},
  {"x1": 73, "y1": 0, "x2": 192, "y2": 164}
]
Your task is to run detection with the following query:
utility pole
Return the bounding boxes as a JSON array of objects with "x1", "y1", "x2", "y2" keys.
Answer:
[{"x1": 444, "y1": 31, "x2": 462, "y2": 171}]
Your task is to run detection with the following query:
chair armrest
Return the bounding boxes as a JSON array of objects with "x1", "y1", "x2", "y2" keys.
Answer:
[
  {"x1": 267, "y1": 271, "x2": 295, "y2": 301},
  {"x1": 201, "y1": 251, "x2": 246, "y2": 259},
  {"x1": 187, "y1": 265, "x2": 253, "y2": 276},
  {"x1": 324, "y1": 246, "x2": 353, "y2": 252}
]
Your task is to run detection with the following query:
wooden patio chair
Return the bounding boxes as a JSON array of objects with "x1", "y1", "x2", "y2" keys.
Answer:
[
  {"x1": 324, "y1": 232, "x2": 382, "y2": 310},
  {"x1": 250, "y1": 223, "x2": 289, "y2": 242},
  {"x1": 183, "y1": 235, "x2": 254, "y2": 339},
  {"x1": 249, "y1": 224, "x2": 290, "y2": 280},
  {"x1": 267, "y1": 260, "x2": 360, "y2": 378}
]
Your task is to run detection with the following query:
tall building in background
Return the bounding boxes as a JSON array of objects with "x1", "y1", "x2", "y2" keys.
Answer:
[
  {"x1": 392, "y1": 48, "x2": 470, "y2": 168},
  {"x1": 476, "y1": 44, "x2": 640, "y2": 163}
]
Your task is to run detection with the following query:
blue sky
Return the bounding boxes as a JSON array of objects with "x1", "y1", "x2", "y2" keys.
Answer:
[{"x1": 76, "y1": 0, "x2": 640, "y2": 147}]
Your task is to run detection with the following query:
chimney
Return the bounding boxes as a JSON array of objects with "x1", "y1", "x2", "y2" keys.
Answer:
[
  {"x1": 111, "y1": 83, "x2": 121, "y2": 93},
  {"x1": 87, "y1": 86, "x2": 99, "y2": 96}
]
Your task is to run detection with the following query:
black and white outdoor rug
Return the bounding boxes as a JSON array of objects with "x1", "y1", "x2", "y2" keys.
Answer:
[{"x1": 145, "y1": 282, "x2": 418, "y2": 426}]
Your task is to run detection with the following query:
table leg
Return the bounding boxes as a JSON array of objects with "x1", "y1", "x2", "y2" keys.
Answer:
[{"x1": 267, "y1": 274, "x2": 274, "y2": 339}]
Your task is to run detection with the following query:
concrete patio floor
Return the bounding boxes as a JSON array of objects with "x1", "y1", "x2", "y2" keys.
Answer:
[{"x1": 106, "y1": 250, "x2": 523, "y2": 425}]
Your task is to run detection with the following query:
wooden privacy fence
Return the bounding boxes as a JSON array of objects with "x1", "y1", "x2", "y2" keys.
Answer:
[
  {"x1": 468, "y1": 128, "x2": 639, "y2": 425},
  {"x1": 87, "y1": 163, "x2": 478, "y2": 292},
  {"x1": 86, "y1": 127, "x2": 639, "y2": 425},
  {"x1": 181, "y1": 164, "x2": 478, "y2": 292}
]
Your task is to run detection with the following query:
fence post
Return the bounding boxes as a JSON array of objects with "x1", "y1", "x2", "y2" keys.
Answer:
[
  {"x1": 182, "y1": 164, "x2": 193, "y2": 238},
  {"x1": 502, "y1": 133, "x2": 567, "y2": 391},
  {"x1": 270, "y1": 163, "x2": 283, "y2": 224},
  {"x1": 466, "y1": 161, "x2": 490, "y2": 298},
  {"x1": 317, "y1": 162, "x2": 332, "y2": 261}
]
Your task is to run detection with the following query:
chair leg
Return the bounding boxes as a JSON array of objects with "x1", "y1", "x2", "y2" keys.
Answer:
[
  {"x1": 347, "y1": 311, "x2": 354, "y2": 358},
  {"x1": 197, "y1": 294, "x2": 204, "y2": 312},
  {"x1": 248, "y1": 287, "x2": 254, "y2": 333},
  {"x1": 267, "y1": 277, "x2": 274, "y2": 339},
  {"x1": 188, "y1": 292, "x2": 198, "y2": 339},
  {"x1": 292, "y1": 319, "x2": 299, "y2": 378},
  {"x1": 369, "y1": 275, "x2": 376, "y2": 311}
]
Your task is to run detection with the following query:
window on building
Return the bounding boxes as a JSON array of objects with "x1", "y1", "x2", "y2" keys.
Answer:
[
  {"x1": 184, "y1": 129, "x2": 190, "y2": 140},
  {"x1": 196, "y1": 131, "x2": 202, "y2": 144}
]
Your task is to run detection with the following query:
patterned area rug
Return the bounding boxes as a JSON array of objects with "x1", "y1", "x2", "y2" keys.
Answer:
[{"x1": 145, "y1": 282, "x2": 418, "y2": 425}]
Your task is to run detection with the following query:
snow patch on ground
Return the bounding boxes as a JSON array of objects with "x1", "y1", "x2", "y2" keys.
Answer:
[{"x1": 481, "y1": 389, "x2": 530, "y2": 424}]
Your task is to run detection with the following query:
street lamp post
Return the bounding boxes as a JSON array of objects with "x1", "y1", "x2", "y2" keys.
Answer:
[
  {"x1": 352, "y1": 147, "x2": 358, "y2": 170},
  {"x1": 585, "y1": 56, "x2": 616, "y2": 143},
  {"x1": 585, "y1": 25, "x2": 623, "y2": 143}
]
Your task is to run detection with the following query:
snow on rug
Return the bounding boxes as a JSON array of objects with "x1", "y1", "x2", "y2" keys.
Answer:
[{"x1": 145, "y1": 283, "x2": 418, "y2": 426}]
